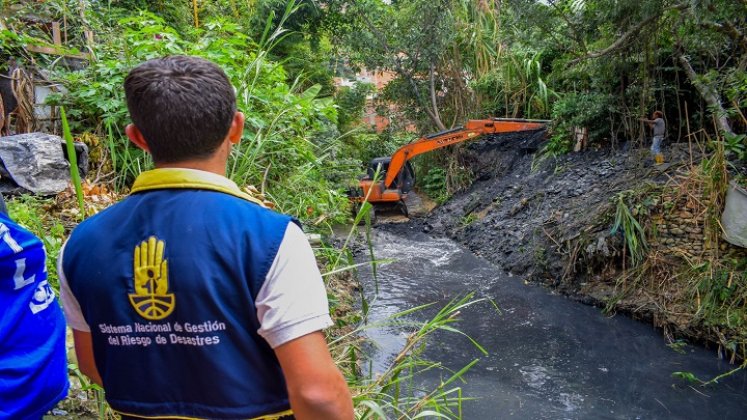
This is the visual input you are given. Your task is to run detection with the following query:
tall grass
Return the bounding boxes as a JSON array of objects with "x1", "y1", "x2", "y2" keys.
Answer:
[
  {"x1": 60, "y1": 107, "x2": 85, "y2": 217},
  {"x1": 328, "y1": 293, "x2": 489, "y2": 419},
  {"x1": 611, "y1": 191, "x2": 648, "y2": 268},
  {"x1": 105, "y1": 121, "x2": 151, "y2": 192}
]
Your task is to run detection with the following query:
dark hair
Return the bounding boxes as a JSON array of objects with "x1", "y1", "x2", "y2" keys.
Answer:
[{"x1": 124, "y1": 56, "x2": 237, "y2": 163}]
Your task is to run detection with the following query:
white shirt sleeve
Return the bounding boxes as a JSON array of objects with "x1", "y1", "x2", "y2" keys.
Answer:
[
  {"x1": 256, "y1": 223, "x2": 333, "y2": 348},
  {"x1": 57, "y1": 241, "x2": 91, "y2": 332}
]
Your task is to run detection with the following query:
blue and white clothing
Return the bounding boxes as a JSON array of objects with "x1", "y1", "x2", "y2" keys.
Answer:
[
  {"x1": 59, "y1": 168, "x2": 332, "y2": 419},
  {"x1": 0, "y1": 212, "x2": 68, "y2": 419}
]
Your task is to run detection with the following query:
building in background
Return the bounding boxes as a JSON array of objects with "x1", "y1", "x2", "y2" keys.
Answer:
[{"x1": 333, "y1": 66, "x2": 415, "y2": 133}]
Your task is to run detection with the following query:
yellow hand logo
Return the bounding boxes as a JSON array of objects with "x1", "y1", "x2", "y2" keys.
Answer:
[
  {"x1": 129, "y1": 236, "x2": 175, "y2": 320},
  {"x1": 134, "y1": 236, "x2": 169, "y2": 295}
]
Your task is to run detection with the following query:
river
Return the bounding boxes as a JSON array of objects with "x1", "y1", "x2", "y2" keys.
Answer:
[{"x1": 356, "y1": 227, "x2": 747, "y2": 419}]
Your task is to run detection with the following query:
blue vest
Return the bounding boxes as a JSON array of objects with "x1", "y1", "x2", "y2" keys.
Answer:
[
  {"x1": 62, "y1": 169, "x2": 295, "y2": 419},
  {"x1": 0, "y1": 213, "x2": 68, "y2": 419}
]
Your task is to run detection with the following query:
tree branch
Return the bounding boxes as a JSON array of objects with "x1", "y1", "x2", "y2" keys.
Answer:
[
  {"x1": 703, "y1": 3, "x2": 747, "y2": 52},
  {"x1": 570, "y1": 3, "x2": 689, "y2": 65},
  {"x1": 700, "y1": 20, "x2": 747, "y2": 52},
  {"x1": 547, "y1": 0, "x2": 587, "y2": 53},
  {"x1": 358, "y1": 10, "x2": 445, "y2": 130},
  {"x1": 428, "y1": 62, "x2": 444, "y2": 129},
  {"x1": 678, "y1": 54, "x2": 733, "y2": 135}
]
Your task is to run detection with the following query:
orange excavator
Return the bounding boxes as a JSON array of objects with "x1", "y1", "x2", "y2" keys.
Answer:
[{"x1": 349, "y1": 118, "x2": 549, "y2": 216}]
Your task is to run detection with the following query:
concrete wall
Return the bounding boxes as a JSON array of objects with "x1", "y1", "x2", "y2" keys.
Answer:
[{"x1": 34, "y1": 82, "x2": 62, "y2": 133}]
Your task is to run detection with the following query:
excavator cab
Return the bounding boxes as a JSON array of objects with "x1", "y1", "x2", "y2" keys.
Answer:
[{"x1": 367, "y1": 157, "x2": 416, "y2": 194}]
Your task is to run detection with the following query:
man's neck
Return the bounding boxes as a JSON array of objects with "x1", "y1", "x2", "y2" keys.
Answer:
[
  {"x1": 152, "y1": 139, "x2": 232, "y2": 176},
  {"x1": 154, "y1": 159, "x2": 227, "y2": 177}
]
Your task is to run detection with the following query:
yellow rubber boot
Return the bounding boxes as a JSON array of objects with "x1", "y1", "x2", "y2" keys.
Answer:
[{"x1": 655, "y1": 154, "x2": 664, "y2": 164}]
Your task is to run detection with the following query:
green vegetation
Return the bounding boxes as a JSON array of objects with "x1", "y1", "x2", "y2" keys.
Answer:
[
  {"x1": 3, "y1": 1, "x2": 493, "y2": 417},
  {"x1": 602, "y1": 139, "x2": 747, "y2": 375},
  {"x1": 337, "y1": 293, "x2": 489, "y2": 419},
  {"x1": 336, "y1": 82, "x2": 376, "y2": 132},
  {"x1": 611, "y1": 191, "x2": 650, "y2": 268},
  {"x1": 421, "y1": 168, "x2": 449, "y2": 204},
  {"x1": 2, "y1": 0, "x2": 747, "y2": 414},
  {"x1": 460, "y1": 213, "x2": 478, "y2": 227}
]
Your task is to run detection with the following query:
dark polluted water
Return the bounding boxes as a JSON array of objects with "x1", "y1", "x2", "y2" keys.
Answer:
[{"x1": 356, "y1": 228, "x2": 747, "y2": 419}]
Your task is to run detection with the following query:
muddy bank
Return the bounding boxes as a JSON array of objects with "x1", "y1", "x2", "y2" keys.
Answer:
[
  {"x1": 391, "y1": 134, "x2": 747, "y2": 350},
  {"x1": 407, "y1": 133, "x2": 653, "y2": 286}
]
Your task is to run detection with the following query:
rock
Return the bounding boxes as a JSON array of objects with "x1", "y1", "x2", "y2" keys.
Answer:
[
  {"x1": 306, "y1": 233, "x2": 322, "y2": 245},
  {"x1": 671, "y1": 228, "x2": 685, "y2": 235},
  {"x1": 0, "y1": 133, "x2": 75, "y2": 195}
]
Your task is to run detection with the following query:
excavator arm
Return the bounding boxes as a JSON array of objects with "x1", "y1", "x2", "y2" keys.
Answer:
[
  {"x1": 351, "y1": 118, "x2": 549, "y2": 213},
  {"x1": 384, "y1": 118, "x2": 549, "y2": 189}
]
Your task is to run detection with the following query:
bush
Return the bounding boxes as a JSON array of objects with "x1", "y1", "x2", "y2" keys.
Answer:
[
  {"x1": 45, "y1": 10, "x2": 354, "y2": 228},
  {"x1": 550, "y1": 92, "x2": 617, "y2": 147},
  {"x1": 335, "y1": 82, "x2": 375, "y2": 132},
  {"x1": 421, "y1": 167, "x2": 449, "y2": 203}
]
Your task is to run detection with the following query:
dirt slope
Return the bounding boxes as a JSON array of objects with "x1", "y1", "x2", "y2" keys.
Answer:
[{"x1": 403, "y1": 133, "x2": 678, "y2": 293}]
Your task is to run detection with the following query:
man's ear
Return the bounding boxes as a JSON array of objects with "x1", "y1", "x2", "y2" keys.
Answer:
[
  {"x1": 227, "y1": 112, "x2": 245, "y2": 145},
  {"x1": 125, "y1": 124, "x2": 150, "y2": 152}
]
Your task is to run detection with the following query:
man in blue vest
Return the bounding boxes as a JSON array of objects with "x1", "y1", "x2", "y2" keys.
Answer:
[
  {"x1": 0, "y1": 193, "x2": 69, "y2": 418},
  {"x1": 59, "y1": 55, "x2": 352, "y2": 419}
]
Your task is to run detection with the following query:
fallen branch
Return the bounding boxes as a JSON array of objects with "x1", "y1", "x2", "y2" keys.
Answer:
[{"x1": 541, "y1": 225, "x2": 564, "y2": 250}]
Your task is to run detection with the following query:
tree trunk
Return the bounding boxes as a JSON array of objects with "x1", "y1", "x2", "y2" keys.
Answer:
[
  {"x1": 402, "y1": 69, "x2": 446, "y2": 131},
  {"x1": 678, "y1": 55, "x2": 733, "y2": 135},
  {"x1": 429, "y1": 62, "x2": 445, "y2": 130},
  {"x1": 361, "y1": 14, "x2": 446, "y2": 131}
]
